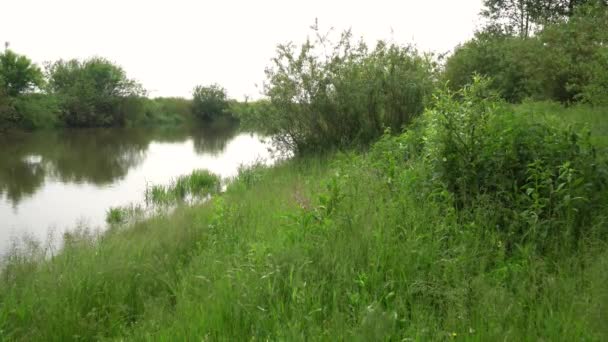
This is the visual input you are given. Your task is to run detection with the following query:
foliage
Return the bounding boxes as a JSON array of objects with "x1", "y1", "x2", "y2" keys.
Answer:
[
  {"x1": 539, "y1": 1, "x2": 608, "y2": 104},
  {"x1": 12, "y1": 94, "x2": 61, "y2": 129},
  {"x1": 444, "y1": 31, "x2": 546, "y2": 102},
  {"x1": 0, "y1": 51, "x2": 196, "y2": 130},
  {"x1": 46, "y1": 57, "x2": 145, "y2": 127},
  {"x1": 381, "y1": 77, "x2": 607, "y2": 250},
  {"x1": 260, "y1": 24, "x2": 437, "y2": 154},
  {"x1": 445, "y1": 2, "x2": 608, "y2": 104},
  {"x1": 0, "y1": 49, "x2": 43, "y2": 97},
  {"x1": 481, "y1": 0, "x2": 607, "y2": 37},
  {"x1": 0, "y1": 50, "x2": 54, "y2": 130},
  {"x1": 191, "y1": 84, "x2": 230, "y2": 121}
]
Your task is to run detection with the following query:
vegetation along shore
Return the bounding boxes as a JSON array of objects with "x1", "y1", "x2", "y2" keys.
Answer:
[{"x1": 1, "y1": 0, "x2": 608, "y2": 340}]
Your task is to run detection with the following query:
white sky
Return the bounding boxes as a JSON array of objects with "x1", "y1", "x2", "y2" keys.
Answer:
[{"x1": 1, "y1": 0, "x2": 484, "y2": 100}]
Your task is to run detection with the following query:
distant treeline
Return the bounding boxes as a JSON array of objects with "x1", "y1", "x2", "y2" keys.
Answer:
[{"x1": 0, "y1": 55, "x2": 239, "y2": 130}]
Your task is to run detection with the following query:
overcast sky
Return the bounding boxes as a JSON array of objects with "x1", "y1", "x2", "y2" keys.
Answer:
[{"x1": 1, "y1": 0, "x2": 484, "y2": 99}]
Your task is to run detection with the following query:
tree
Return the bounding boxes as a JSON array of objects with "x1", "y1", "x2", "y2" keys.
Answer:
[
  {"x1": 0, "y1": 49, "x2": 43, "y2": 96},
  {"x1": 444, "y1": 30, "x2": 547, "y2": 102},
  {"x1": 191, "y1": 84, "x2": 229, "y2": 121},
  {"x1": 46, "y1": 57, "x2": 145, "y2": 127},
  {"x1": 447, "y1": 1, "x2": 608, "y2": 104},
  {"x1": 481, "y1": 0, "x2": 607, "y2": 37},
  {"x1": 539, "y1": 1, "x2": 608, "y2": 103}
]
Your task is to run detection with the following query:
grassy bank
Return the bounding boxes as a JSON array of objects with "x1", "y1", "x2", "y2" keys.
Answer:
[{"x1": 1, "y1": 100, "x2": 608, "y2": 340}]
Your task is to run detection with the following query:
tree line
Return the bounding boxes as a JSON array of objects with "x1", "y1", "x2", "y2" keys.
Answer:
[{"x1": 0, "y1": 52, "x2": 235, "y2": 130}]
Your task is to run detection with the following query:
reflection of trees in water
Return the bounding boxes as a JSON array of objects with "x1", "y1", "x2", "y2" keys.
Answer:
[
  {"x1": 0, "y1": 153, "x2": 46, "y2": 206},
  {"x1": 48, "y1": 129, "x2": 150, "y2": 185},
  {"x1": 0, "y1": 123, "x2": 241, "y2": 206},
  {"x1": 191, "y1": 119, "x2": 240, "y2": 155}
]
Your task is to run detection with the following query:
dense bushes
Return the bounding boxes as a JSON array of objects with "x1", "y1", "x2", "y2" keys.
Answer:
[
  {"x1": 445, "y1": 2, "x2": 608, "y2": 104},
  {"x1": 258, "y1": 27, "x2": 437, "y2": 154},
  {"x1": 372, "y1": 77, "x2": 607, "y2": 251},
  {"x1": 0, "y1": 53, "x2": 203, "y2": 130},
  {"x1": 192, "y1": 84, "x2": 231, "y2": 121},
  {"x1": 45, "y1": 58, "x2": 146, "y2": 127}
]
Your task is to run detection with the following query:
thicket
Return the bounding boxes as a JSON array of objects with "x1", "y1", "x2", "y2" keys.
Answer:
[{"x1": 256, "y1": 25, "x2": 437, "y2": 153}]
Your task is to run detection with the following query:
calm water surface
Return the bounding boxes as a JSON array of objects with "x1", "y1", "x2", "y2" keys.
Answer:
[{"x1": 0, "y1": 123, "x2": 274, "y2": 254}]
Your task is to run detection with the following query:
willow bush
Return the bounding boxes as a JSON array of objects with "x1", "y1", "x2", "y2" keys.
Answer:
[{"x1": 259, "y1": 24, "x2": 437, "y2": 154}]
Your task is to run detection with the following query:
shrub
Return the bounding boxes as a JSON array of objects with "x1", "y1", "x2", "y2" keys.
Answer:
[
  {"x1": 12, "y1": 94, "x2": 61, "y2": 129},
  {"x1": 46, "y1": 57, "x2": 145, "y2": 127},
  {"x1": 376, "y1": 77, "x2": 608, "y2": 250},
  {"x1": 192, "y1": 84, "x2": 230, "y2": 121},
  {"x1": 261, "y1": 25, "x2": 437, "y2": 154}
]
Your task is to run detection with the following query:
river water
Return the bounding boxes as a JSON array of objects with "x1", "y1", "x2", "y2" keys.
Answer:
[{"x1": 0, "y1": 122, "x2": 274, "y2": 254}]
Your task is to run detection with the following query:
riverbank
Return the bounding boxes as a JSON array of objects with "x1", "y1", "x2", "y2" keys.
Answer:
[{"x1": 1, "y1": 101, "x2": 607, "y2": 340}]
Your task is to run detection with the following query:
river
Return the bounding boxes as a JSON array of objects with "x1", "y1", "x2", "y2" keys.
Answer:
[{"x1": 0, "y1": 122, "x2": 274, "y2": 254}]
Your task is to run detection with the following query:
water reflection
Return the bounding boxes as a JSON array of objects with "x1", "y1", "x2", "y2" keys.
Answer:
[
  {"x1": 192, "y1": 119, "x2": 240, "y2": 155},
  {"x1": 0, "y1": 121, "x2": 240, "y2": 206},
  {"x1": 0, "y1": 149, "x2": 46, "y2": 206}
]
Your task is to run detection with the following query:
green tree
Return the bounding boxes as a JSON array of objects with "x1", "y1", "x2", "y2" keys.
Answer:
[
  {"x1": 46, "y1": 57, "x2": 145, "y2": 127},
  {"x1": 539, "y1": 1, "x2": 608, "y2": 104},
  {"x1": 481, "y1": 0, "x2": 607, "y2": 37},
  {"x1": 191, "y1": 84, "x2": 229, "y2": 121},
  {"x1": 450, "y1": 1, "x2": 608, "y2": 104},
  {"x1": 0, "y1": 49, "x2": 43, "y2": 96},
  {"x1": 444, "y1": 30, "x2": 547, "y2": 102}
]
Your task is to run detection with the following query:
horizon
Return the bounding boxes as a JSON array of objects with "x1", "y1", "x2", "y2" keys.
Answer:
[{"x1": 1, "y1": 0, "x2": 484, "y2": 100}]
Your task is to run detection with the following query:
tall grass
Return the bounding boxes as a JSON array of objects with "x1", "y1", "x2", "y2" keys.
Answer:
[{"x1": 143, "y1": 169, "x2": 220, "y2": 206}]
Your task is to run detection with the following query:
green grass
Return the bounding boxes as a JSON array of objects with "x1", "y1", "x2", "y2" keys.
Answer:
[
  {"x1": 143, "y1": 169, "x2": 220, "y2": 206},
  {"x1": 515, "y1": 101, "x2": 608, "y2": 147},
  {"x1": 0, "y1": 102, "x2": 607, "y2": 340}
]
